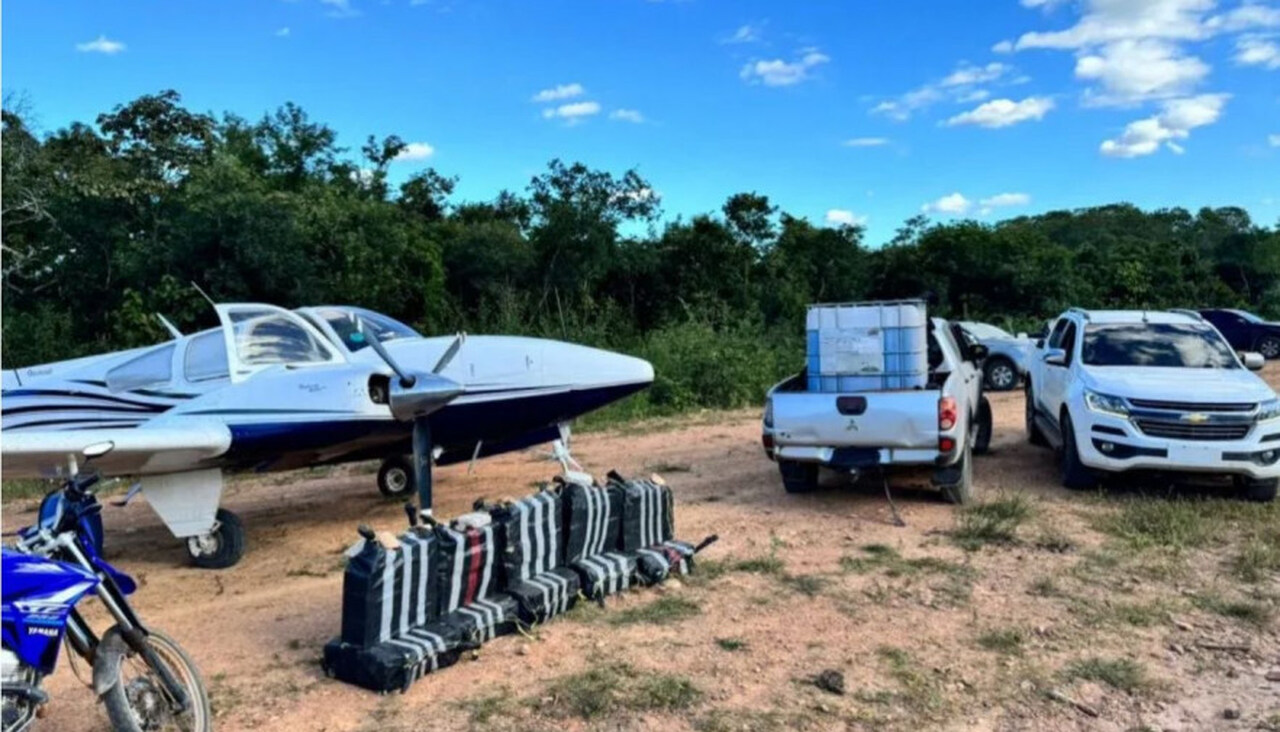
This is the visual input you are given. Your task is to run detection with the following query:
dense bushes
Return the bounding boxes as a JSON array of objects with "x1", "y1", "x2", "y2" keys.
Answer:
[{"x1": 3, "y1": 91, "x2": 1278, "y2": 419}]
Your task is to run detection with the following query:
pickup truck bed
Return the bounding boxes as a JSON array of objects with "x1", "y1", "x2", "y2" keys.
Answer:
[{"x1": 762, "y1": 317, "x2": 989, "y2": 504}]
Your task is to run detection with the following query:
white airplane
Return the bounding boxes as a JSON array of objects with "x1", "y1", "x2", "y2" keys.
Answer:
[{"x1": 1, "y1": 303, "x2": 653, "y2": 569}]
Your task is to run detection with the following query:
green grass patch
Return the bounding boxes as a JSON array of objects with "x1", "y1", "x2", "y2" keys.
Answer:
[
  {"x1": 541, "y1": 662, "x2": 701, "y2": 720},
  {"x1": 840, "y1": 544, "x2": 972, "y2": 578},
  {"x1": 1028, "y1": 576, "x2": 1061, "y2": 597},
  {"x1": 453, "y1": 687, "x2": 519, "y2": 726},
  {"x1": 1233, "y1": 530, "x2": 1280, "y2": 583},
  {"x1": 1061, "y1": 657, "x2": 1146, "y2": 693},
  {"x1": 1032, "y1": 528, "x2": 1077, "y2": 553},
  {"x1": 779, "y1": 573, "x2": 827, "y2": 597},
  {"x1": 1, "y1": 479, "x2": 58, "y2": 503},
  {"x1": 1190, "y1": 593, "x2": 1273, "y2": 628},
  {"x1": 607, "y1": 595, "x2": 701, "y2": 626},
  {"x1": 951, "y1": 495, "x2": 1033, "y2": 550},
  {"x1": 874, "y1": 646, "x2": 947, "y2": 716},
  {"x1": 976, "y1": 628, "x2": 1025, "y2": 655},
  {"x1": 714, "y1": 637, "x2": 747, "y2": 652},
  {"x1": 733, "y1": 554, "x2": 785, "y2": 575}
]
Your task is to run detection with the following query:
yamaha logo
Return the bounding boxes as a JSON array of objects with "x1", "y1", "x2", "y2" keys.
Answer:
[
  {"x1": 26, "y1": 627, "x2": 59, "y2": 638},
  {"x1": 1182, "y1": 413, "x2": 1210, "y2": 424}
]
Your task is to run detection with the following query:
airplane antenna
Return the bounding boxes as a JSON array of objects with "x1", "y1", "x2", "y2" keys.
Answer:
[
  {"x1": 155, "y1": 314, "x2": 183, "y2": 339},
  {"x1": 191, "y1": 281, "x2": 218, "y2": 309}
]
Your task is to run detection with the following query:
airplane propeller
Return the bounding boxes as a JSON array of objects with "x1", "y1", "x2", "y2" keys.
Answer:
[{"x1": 358, "y1": 318, "x2": 467, "y2": 517}]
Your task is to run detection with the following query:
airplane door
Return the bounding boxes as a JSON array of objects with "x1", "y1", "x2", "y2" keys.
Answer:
[{"x1": 215, "y1": 304, "x2": 346, "y2": 383}]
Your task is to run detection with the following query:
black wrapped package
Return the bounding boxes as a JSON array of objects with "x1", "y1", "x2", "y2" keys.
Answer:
[
  {"x1": 433, "y1": 521, "x2": 519, "y2": 644},
  {"x1": 324, "y1": 527, "x2": 464, "y2": 692},
  {"x1": 611, "y1": 473, "x2": 676, "y2": 553},
  {"x1": 562, "y1": 480, "x2": 635, "y2": 599},
  {"x1": 488, "y1": 491, "x2": 580, "y2": 623}
]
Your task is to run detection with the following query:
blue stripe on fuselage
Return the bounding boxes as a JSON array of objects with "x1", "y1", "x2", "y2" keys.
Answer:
[{"x1": 220, "y1": 381, "x2": 648, "y2": 471}]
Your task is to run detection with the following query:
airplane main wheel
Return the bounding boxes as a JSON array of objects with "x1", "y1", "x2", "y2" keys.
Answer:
[
  {"x1": 186, "y1": 508, "x2": 246, "y2": 570},
  {"x1": 377, "y1": 456, "x2": 414, "y2": 498}
]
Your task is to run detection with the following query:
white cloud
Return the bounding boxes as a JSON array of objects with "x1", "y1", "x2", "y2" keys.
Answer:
[
  {"x1": 721, "y1": 23, "x2": 762, "y2": 44},
  {"x1": 922, "y1": 193, "x2": 973, "y2": 215},
  {"x1": 871, "y1": 61, "x2": 1019, "y2": 121},
  {"x1": 542, "y1": 101, "x2": 602, "y2": 121},
  {"x1": 395, "y1": 142, "x2": 435, "y2": 161},
  {"x1": 981, "y1": 192, "x2": 1031, "y2": 207},
  {"x1": 740, "y1": 48, "x2": 830, "y2": 86},
  {"x1": 842, "y1": 137, "x2": 889, "y2": 147},
  {"x1": 992, "y1": 40, "x2": 1016, "y2": 53},
  {"x1": 1074, "y1": 38, "x2": 1209, "y2": 104},
  {"x1": 1022, "y1": 0, "x2": 1070, "y2": 8},
  {"x1": 75, "y1": 35, "x2": 126, "y2": 54},
  {"x1": 1267, "y1": 133, "x2": 1279, "y2": 147},
  {"x1": 945, "y1": 96, "x2": 1055, "y2": 127},
  {"x1": 320, "y1": 0, "x2": 359, "y2": 17},
  {"x1": 825, "y1": 209, "x2": 868, "y2": 227},
  {"x1": 1099, "y1": 93, "x2": 1227, "y2": 157},
  {"x1": 609, "y1": 109, "x2": 645, "y2": 123},
  {"x1": 532, "y1": 83, "x2": 585, "y2": 102},
  {"x1": 1236, "y1": 35, "x2": 1280, "y2": 68},
  {"x1": 1206, "y1": 3, "x2": 1280, "y2": 33},
  {"x1": 941, "y1": 62, "x2": 1009, "y2": 87},
  {"x1": 275, "y1": 27, "x2": 291, "y2": 37}
]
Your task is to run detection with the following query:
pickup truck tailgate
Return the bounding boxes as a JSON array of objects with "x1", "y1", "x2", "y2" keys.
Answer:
[{"x1": 771, "y1": 390, "x2": 941, "y2": 449}]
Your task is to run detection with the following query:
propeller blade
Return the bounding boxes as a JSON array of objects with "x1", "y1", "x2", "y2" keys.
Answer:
[
  {"x1": 432, "y1": 332, "x2": 466, "y2": 374},
  {"x1": 359, "y1": 317, "x2": 415, "y2": 388},
  {"x1": 411, "y1": 416, "x2": 434, "y2": 518}
]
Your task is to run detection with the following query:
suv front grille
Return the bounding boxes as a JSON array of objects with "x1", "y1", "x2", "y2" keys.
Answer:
[
  {"x1": 1127, "y1": 398, "x2": 1256, "y2": 413},
  {"x1": 1134, "y1": 419, "x2": 1251, "y2": 441}
]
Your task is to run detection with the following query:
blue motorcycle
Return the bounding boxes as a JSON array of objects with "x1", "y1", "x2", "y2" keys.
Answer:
[{"x1": 2, "y1": 444, "x2": 210, "y2": 732}]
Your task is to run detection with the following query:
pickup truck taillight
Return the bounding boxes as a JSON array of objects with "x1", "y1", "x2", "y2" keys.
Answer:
[{"x1": 938, "y1": 396, "x2": 958, "y2": 431}]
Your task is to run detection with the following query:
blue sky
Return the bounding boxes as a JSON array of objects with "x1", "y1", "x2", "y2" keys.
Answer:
[{"x1": 5, "y1": 0, "x2": 1279, "y2": 245}]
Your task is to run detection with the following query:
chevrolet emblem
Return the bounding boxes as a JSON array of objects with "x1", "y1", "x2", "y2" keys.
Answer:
[{"x1": 1182, "y1": 413, "x2": 1210, "y2": 424}]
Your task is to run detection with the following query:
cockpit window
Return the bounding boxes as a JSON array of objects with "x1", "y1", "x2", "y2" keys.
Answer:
[
  {"x1": 106, "y1": 344, "x2": 176, "y2": 392},
  {"x1": 184, "y1": 330, "x2": 230, "y2": 382},
  {"x1": 317, "y1": 307, "x2": 420, "y2": 353},
  {"x1": 229, "y1": 309, "x2": 333, "y2": 365}
]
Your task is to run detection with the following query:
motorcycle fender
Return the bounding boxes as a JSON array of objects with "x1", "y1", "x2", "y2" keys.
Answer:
[
  {"x1": 91, "y1": 627, "x2": 129, "y2": 696},
  {"x1": 92, "y1": 557, "x2": 137, "y2": 596}
]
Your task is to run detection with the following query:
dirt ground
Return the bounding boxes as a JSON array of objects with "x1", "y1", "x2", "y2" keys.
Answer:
[{"x1": 5, "y1": 375, "x2": 1280, "y2": 731}]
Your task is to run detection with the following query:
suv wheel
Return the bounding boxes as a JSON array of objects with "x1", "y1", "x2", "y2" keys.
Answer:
[
  {"x1": 1259, "y1": 336, "x2": 1280, "y2": 359},
  {"x1": 1235, "y1": 476, "x2": 1278, "y2": 503},
  {"x1": 779, "y1": 460, "x2": 819, "y2": 494},
  {"x1": 1060, "y1": 413, "x2": 1098, "y2": 491},
  {"x1": 1025, "y1": 382, "x2": 1048, "y2": 447},
  {"x1": 984, "y1": 357, "x2": 1019, "y2": 391}
]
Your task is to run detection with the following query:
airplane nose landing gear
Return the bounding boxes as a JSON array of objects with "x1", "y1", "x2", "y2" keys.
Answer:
[
  {"x1": 376, "y1": 456, "x2": 414, "y2": 498},
  {"x1": 184, "y1": 508, "x2": 246, "y2": 569}
]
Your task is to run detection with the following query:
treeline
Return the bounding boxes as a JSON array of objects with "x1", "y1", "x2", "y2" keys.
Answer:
[{"x1": 3, "y1": 91, "x2": 1278, "y2": 418}]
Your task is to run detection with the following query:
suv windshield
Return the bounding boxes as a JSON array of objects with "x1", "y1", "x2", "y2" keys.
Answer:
[{"x1": 1082, "y1": 323, "x2": 1238, "y2": 368}]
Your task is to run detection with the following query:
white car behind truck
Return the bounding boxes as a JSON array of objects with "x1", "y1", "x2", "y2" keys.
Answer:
[
  {"x1": 763, "y1": 308, "x2": 993, "y2": 504},
  {"x1": 1026, "y1": 308, "x2": 1279, "y2": 502}
]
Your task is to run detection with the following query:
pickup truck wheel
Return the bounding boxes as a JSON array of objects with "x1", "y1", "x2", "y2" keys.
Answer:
[
  {"x1": 1259, "y1": 336, "x2": 1280, "y2": 359},
  {"x1": 1060, "y1": 413, "x2": 1098, "y2": 492},
  {"x1": 983, "y1": 357, "x2": 1019, "y2": 391},
  {"x1": 1234, "y1": 477, "x2": 1278, "y2": 502},
  {"x1": 939, "y1": 443, "x2": 974, "y2": 505},
  {"x1": 973, "y1": 397, "x2": 993, "y2": 456},
  {"x1": 1025, "y1": 382, "x2": 1048, "y2": 447},
  {"x1": 779, "y1": 460, "x2": 819, "y2": 494}
]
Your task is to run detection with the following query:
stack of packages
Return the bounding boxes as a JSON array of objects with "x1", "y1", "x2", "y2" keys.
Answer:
[{"x1": 322, "y1": 472, "x2": 714, "y2": 692}]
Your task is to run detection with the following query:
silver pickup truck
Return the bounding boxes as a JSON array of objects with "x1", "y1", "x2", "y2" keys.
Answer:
[{"x1": 762, "y1": 318, "x2": 992, "y2": 504}]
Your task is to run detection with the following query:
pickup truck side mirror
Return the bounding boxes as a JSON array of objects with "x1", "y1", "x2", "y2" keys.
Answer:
[
  {"x1": 968, "y1": 344, "x2": 989, "y2": 362},
  {"x1": 1042, "y1": 348, "x2": 1067, "y2": 367},
  {"x1": 1241, "y1": 351, "x2": 1266, "y2": 371},
  {"x1": 1035, "y1": 338, "x2": 1045, "y2": 349}
]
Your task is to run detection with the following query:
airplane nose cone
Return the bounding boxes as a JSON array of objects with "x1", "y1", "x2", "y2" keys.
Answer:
[{"x1": 559, "y1": 344, "x2": 653, "y2": 388}]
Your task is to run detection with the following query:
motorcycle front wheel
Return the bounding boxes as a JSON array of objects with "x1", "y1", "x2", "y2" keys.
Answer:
[{"x1": 97, "y1": 628, "x2": 211, "y2": 732}]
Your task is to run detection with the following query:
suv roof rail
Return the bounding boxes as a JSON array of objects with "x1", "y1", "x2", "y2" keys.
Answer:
[
  {"x1": 1168, "y1": 308, "x2": 1204, "y2": 322},
  {"x1": 1066, "y1": 307, "x2": 1091, "y2": 322}
]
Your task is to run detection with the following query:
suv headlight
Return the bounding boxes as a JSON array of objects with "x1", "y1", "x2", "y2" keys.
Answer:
[
  {"x1": 1257, "y1": 398, "x2": 1280, "y2": 422},
  {"x1": 1084, "y1": 390, "x2": 1129, "y2": 418}
]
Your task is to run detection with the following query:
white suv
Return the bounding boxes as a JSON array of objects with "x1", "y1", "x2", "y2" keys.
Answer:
[{"x1": 1026, "y1": 309, "x2": 1279, "y2": 502}]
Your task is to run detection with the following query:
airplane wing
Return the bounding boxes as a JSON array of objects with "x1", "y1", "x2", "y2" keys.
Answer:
[{"x1": 1, "y1": 421, "x2": 232, "y2": 479}]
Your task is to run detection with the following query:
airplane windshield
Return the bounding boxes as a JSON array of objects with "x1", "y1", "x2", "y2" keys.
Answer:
[
  {"x1": 317, "y1": 307, "x2": 420, "y2": 353},
  {"x1": 229, "y1": 309, "x2": 334, "y2": 365}
]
